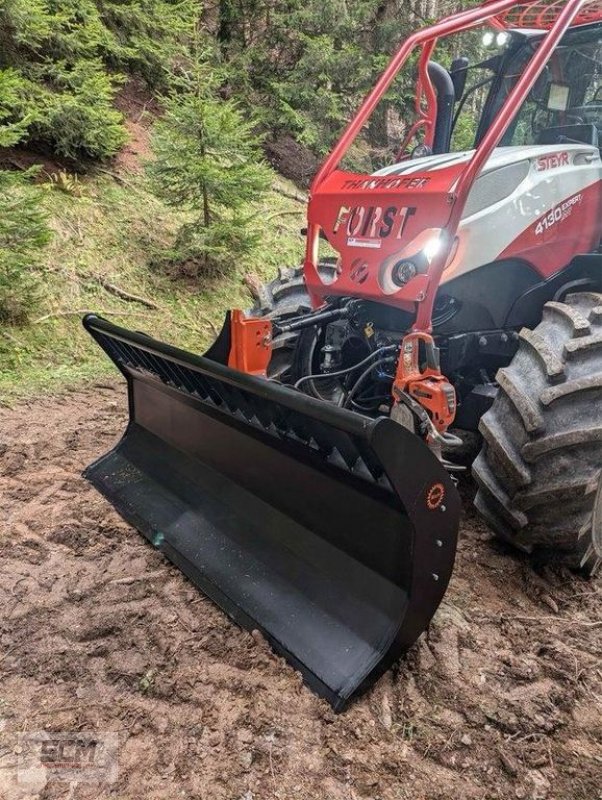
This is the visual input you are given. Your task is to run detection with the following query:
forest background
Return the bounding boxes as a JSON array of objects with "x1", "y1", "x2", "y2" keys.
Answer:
[{"x1": 0, "y1": 0, "x2": 480, "y2": 399}]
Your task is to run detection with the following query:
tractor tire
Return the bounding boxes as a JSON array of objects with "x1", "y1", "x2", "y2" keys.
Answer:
[
  {"x1": 250, "y1": 261, "x2": 337, "y2": 382},
  {"x1": 473, "y1": 291, "x2": 602, "y2": 576}
]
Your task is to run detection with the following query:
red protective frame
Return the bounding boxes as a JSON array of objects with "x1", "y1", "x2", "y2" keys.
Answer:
[
  {"x1": 305, "y1": 0, "x2": 598, "y2": 335},
  {"x1": 491, "y1": 0, "x2": 602, "y2": 29}
]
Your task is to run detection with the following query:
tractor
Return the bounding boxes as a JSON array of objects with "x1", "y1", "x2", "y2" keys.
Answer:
[{"x1": 83, "y1": 0, "x2": 602, "y2": 710}]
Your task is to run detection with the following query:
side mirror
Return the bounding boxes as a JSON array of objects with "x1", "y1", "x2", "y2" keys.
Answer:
[{"x1": 450, "y1": 57, "x2": 469, "y2": 100}]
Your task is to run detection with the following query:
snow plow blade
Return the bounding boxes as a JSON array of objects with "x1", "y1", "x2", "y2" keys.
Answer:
[{"x1": 83, "y1": 314, "x2": 460, "y2": 710}]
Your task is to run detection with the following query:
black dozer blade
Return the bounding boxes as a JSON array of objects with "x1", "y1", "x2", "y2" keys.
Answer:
[{"x1": 83, "y1": 314, "x2": 460, "y2": 711}]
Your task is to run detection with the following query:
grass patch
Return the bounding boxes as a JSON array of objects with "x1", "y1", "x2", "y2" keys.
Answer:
[{"x1": 0, "y1": 173, "x2": 306, "y2": 403}]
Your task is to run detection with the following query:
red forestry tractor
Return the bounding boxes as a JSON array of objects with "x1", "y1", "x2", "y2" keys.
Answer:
[{"x1": 83, "y1": 0, "x2": 602, "y2": 710}]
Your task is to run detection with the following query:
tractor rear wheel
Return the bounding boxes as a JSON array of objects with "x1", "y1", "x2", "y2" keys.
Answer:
[
  {"x1": 473, "y1": 292, "x2": 602, "y2": 575},
  {"x1": 249, "y1": 261, "x2": 337, "y2": 382}
]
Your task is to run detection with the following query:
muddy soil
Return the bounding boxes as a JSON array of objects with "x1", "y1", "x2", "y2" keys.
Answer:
[{"x1": 0, "y1": 387, "x2": 600, "y2": 800}]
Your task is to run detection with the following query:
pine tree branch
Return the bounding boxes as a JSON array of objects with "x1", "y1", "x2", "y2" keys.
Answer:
[
  {"x1": 33, "y1": 309, "x2": 154, "y2": 324},
  {"x1": 94, "y1": 276, "x2": 161, "y2": 310},
  {"x1": 265, "y1": 209, "x2": 304, "y2": 223},
  {"x1": 272, "y1": 185, "x2": 308, "y2": 204},
  {"x1": 96, "y1": 169, "x2": 147, "y2": 194},
  {"x1": 0, "y1": 330, "x2": 23, "y2": 346}
]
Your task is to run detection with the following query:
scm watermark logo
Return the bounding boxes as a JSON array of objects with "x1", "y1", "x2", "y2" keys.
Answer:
[{"x1": 15, "y1": 731, "x2": 118, "y2": 792}]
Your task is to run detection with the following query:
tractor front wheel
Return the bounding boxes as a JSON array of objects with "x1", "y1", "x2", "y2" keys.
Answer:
[
  {"x1": 249, "y1": 262, "x2": 337, "y2": 383},
  {"x1": 473, "y1": 292, "x2": 602, "y2": 575}
]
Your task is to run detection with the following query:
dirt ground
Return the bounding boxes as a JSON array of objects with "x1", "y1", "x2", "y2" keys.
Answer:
[{"x1": 0, "y1": 386, "x2": 600, "y2": 800}]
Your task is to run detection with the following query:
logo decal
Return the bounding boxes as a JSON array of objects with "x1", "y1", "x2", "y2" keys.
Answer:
[
  {"x1": 334, "y1": 205, "x2": 416, "y2": 241},
  {"x1": 536, "y1": 152, "x2": 569, "y2": 171},
  {"x1": 426, "y1": 483, "x2": 445, "y2": 511},
  {"x1": 347, "y1": 237, "x2": 382, "y2": 249},
  {"x1": 350, "y1": 260, "x2": 369, "y2": 283},
  {"x1": 534, "y1": 192, "x2": 582, "y2": 236},
  {"x1": 342, "y1": 176, "x2": 430, "y2": 191}
]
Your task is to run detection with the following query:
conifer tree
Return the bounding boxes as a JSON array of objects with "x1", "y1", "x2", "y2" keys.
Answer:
[
  {"x1": 148, "y1": 31, "x2": 272, "y2": 274},
  {"x1": 0, "y1": 97, "x2": 51, "y2": 325},
  {"x1": 0, "y1": 0, "x2": 197, "y2": 161}
]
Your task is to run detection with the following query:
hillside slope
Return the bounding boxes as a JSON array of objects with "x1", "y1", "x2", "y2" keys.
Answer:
[{"x1": 0, "y1": 166, "x2": 306, "y2": 403}]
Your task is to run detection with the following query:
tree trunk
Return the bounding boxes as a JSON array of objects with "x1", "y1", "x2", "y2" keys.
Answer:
[{"x1": 217, "y1": 0, "x2": 234, "y2": 47}]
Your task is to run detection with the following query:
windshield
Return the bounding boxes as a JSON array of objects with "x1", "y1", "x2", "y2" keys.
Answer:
[
  {"x1": 481, "y1": 25, "x2": 602, "y2": 147},
  {"x1": 342, "y1": 23, "x2": 602, "y2": 173}
]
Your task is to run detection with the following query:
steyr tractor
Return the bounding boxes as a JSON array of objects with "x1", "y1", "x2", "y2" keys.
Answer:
[{"x1": 83, "y1": 0, "x2": 602, "y2": 710}]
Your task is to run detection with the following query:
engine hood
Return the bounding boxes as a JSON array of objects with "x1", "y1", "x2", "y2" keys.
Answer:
[
  {"x1": 373, "y1": 144, "x2": 597, "y2": 185},
  {"x1": 305, "y1": 143, "x2": 600, "y2": 308}
]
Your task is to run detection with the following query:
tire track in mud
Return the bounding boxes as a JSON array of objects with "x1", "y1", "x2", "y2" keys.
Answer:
[{"x1": 0, "y1": 387, "x2": 600, "y2": 799}]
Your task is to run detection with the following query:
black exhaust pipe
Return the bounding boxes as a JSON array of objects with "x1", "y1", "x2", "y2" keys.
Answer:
[{"x1": 428, "y1": 61, "x2": 456, "y2": 155}]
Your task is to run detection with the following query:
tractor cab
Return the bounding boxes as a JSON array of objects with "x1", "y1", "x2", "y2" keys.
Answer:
[
  {"x1": 474, "y1": 22, "x2": 602, "y2": 152},
  {"x1": 302, "y1": 3, "x2": 602, "y2": 336}
]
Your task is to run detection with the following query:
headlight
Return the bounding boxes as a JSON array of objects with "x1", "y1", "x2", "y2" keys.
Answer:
[
  {"x1": 422, "y1": 234, "x2": 444, "y2": 261},
  {"x1": 391, "y1": 260, "x2": 418, "y2": 287},
  {"x1": 482, "y1": 30, "x2": 510, "y2": 48},
  {"x1": 378, "y1": 228, "x2": 445, "y2": 294}
]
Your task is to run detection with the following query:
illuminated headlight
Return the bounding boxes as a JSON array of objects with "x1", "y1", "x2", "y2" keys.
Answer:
[
  {"x1": 422, "y1": 234, "x2": 443, "y2": 262},
  {"x1": 378, "y1": 227, "x2": 446, "y2": 294},
  {"x1": 483, "y1": 29, "x2": 509, "y2": 48}
]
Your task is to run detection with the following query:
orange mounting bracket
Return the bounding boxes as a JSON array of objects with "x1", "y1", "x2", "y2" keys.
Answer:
[
  {"x1": 393, "y1": 332, "x2": 456, "y2": 434},
  {"x1": 228, "y1": 310, "x2": 273, "y2": 377}
]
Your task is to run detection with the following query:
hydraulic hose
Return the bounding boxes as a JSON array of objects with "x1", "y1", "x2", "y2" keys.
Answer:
[
  {"x1": 294, "y1": 345, "x2": 398, "y2": 391},
  {"x1": 341, "y1": 357, "x2": 397, "y2": 409}
]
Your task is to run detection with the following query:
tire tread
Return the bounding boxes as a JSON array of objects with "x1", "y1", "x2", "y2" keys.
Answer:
[{"x1": 473, "y1": 292, "x2": 602, "y2": 575}]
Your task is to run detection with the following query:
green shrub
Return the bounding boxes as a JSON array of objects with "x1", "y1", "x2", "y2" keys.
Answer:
[
  {"x1": 148, "y1": 41, "x2": 272, "y2": 274},
  {"x1": 0, "y1": 68, "x2": 31, "y2": 145},
  {"x1": 32, "y1": 59, "x2": 127, "y2": 159},
  {"x1": 0, "y1": 0, "x2": 195, "y2": 161},
  {"x1": 0, "y1": 169, "x2": 51, "y2": 325},
  {"x1": 211, "y1": 0, "x2": 415, "y2": 159},
  {"x1": 0, "y1": 0, "x2": 126, "y2": 160},
  {"x1": 98, "y1": 0, "x2": 195, "y2": 89}
]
